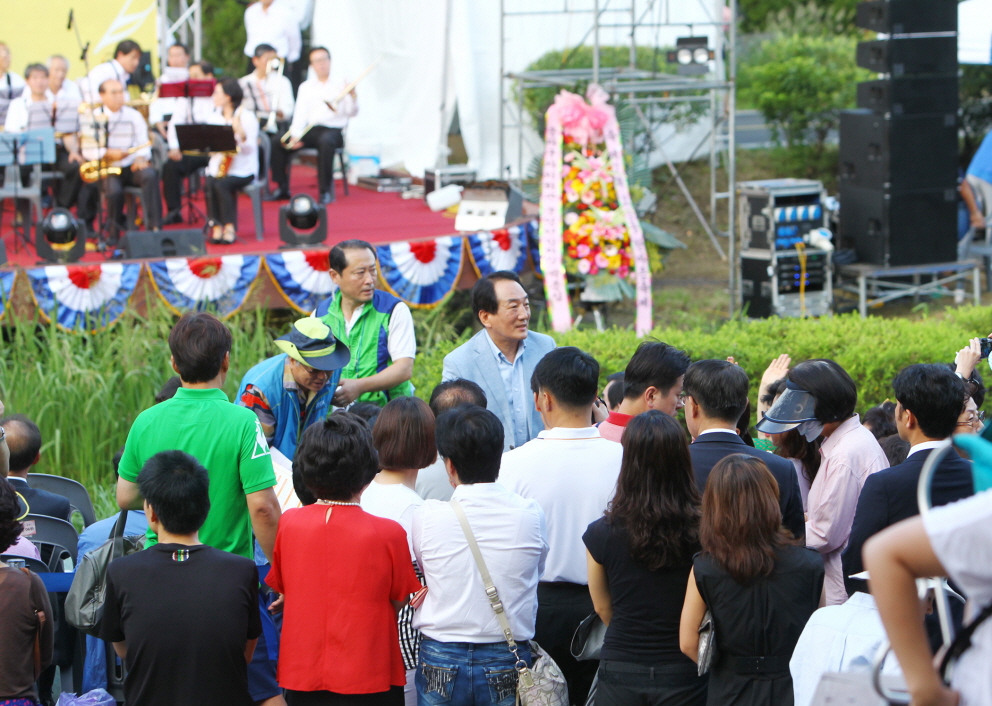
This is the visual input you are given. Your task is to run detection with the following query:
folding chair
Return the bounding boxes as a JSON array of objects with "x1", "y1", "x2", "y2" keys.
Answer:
[
  {"x1": 23, "y1": 514, "x2": 78, "y2": 572},
  {"x1": 28, "y1": 474, "x2": 97, "y2": 527},
  {"x1": 0, "y1": 553, "x2": 50, "y2": 573}
]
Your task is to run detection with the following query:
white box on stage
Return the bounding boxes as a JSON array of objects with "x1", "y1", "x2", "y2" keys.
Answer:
[{"x1": 455, "y1": 188, "x2": 509, "y2": 232}]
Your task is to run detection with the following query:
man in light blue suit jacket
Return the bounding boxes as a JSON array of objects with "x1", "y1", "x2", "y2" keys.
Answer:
[{"x1": 441, "y1": 271, "x2": 556, "y2": 451}]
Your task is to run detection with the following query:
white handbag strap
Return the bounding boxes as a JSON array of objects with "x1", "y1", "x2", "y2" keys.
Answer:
[{"x1": 450, "y1": 499, "x2": 520, "y2": 651}]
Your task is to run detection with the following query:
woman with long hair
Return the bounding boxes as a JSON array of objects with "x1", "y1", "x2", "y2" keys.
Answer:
[
  {"x1": 680, "y1": 455, "x2": 823, "y2": 706},
  {"x1": 583, "y1": 410, "x2": 707, "y2": 705}
]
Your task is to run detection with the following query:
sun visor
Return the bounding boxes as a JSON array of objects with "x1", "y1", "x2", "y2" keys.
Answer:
[{"x1": 755, "y1": 384, "x2": 818, "y2": 435}]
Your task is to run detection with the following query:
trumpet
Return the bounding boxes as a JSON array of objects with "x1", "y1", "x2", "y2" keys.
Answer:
[
  {"x1": 79, "y1": 140, "x2": 153, "y2": 183},
  {"x1": 263, "y1": 57, "x2": 285, "y2": 134}
]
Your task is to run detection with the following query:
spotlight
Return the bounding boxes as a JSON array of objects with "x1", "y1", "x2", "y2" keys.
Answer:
[
  {"x1": 667, "y1": 37, "x2": 714, "y2": 75},
  {"x1": 279, "y1": 193, "x2": 327, "y2": 246},
  {"x1": 36, "y1": 208, "x2": 86, "y2": 264}
]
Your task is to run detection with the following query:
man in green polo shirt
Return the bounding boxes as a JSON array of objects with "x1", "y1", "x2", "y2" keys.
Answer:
[
  {"x1": 313, "y1": 239, "x2": 416, "y2": 406},
  {"x1": 116, "y1": 312, "x2": 282, "y2": 562}
]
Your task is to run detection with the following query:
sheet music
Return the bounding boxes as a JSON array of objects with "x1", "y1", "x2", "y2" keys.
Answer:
[{"x1": 0, "y1": 128, "x2": 56, "y2": 166}]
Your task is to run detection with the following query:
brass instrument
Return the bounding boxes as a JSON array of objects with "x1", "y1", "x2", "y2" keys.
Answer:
[
  {"x1": 262, "y1": 57, "x2": 284, "y2": 134},
  {"x1": 79, "y1": 140, "x2": 153, "y2": 183},
  {"x1": 280, "y1": 55, "x2": 383, "y2": 148}
]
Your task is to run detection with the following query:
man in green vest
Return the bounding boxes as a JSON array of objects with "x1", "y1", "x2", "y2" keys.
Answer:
[{"x1": 314, "y1": 239, "x2": 415, "y2": 406}]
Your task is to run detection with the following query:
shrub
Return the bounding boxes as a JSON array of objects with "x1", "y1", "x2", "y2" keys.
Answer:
[{"x1": 738, "y1": 34, "x2": 869, "y2": 155}]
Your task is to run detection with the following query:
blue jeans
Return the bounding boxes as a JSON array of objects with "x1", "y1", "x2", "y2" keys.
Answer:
[{"x1": 416, "y1": 638, "x2": 531, "y2": 706}]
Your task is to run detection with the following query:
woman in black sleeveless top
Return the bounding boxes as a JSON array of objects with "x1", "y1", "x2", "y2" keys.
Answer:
[{"x1": 680, "y1": 454, "x2": 824, "y2": 706}]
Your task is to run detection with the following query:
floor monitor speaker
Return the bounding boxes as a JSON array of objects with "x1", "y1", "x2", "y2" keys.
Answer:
[{"x1": 121, "y1": 229, "x2": 206, "y2": 259}]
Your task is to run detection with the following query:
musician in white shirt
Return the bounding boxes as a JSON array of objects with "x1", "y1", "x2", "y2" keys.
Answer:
[
  {"x1": 2, "y1": 63, "x2": 84, "y2": 207},
  {"x1": 46, "y1": 55, "x2": 82, "y2": 102},
  {"x1": 162, "y1": 61, "x2": 219, "y2": 224},
  {"x1": 148, "y1": 43, "x2": 191, "y2": 140},
  {"x1": 242, "y1": 0, "x2": 301, "y2": 70},
  {"x1": 239, "y1": 43, "x2": 294, "y2": 136},
  {"x1": 0, "y1": 42, "x2": 25, "y2": 102},
  {"x1": 203, "y1": 78, "x2": 259, "y2": 245},
  {"x1": 269, "y1": 47, "x2": 357, "y2": 204},
  {"x1": 76, "y1": 79, "x2": 161, "y2": 242},
  {"x1": 79, "y1": 40, "x2": 142, "y2": 104}
]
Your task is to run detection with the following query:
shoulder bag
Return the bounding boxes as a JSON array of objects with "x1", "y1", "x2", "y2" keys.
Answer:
[
  {"x1": 450, "y1": 499, "x2": 569, "y2": 706},
  {"x1": 65, "y1": 510, "x2": 145, "y2": 636},
  {"x1": 570, "y1": 612, "x2": 606, "y2": 661}
]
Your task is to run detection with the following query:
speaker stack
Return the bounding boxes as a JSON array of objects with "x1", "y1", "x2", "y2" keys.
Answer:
[{"x1": 839, "y1": 0, "x2": 958, "y2": 267}]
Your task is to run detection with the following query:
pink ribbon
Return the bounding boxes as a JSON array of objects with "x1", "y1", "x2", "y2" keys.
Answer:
[{"x1": 539, "y1": 114, "x2": 572, "y2": 332}]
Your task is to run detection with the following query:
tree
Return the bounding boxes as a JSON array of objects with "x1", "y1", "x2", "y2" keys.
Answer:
[
  {"x1": 738, "y1": 34, "x2": 868, "y2": 156},
  {"x1": 739, "y1": 0, "x2": 858, "y2": 33}
]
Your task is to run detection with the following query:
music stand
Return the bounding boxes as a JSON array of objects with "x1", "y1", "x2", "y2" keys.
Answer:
[
  {"x1": 0, "y1": 128, "x2": 56, "y2": 251},
  {"x1": 175, "y1": 124, "x2": 237, "y2": 154},
  {"x1": 158, "y1": 79, "x2": 216, "y2": 100}
]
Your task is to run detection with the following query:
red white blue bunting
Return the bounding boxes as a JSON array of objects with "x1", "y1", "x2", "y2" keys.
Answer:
[
  {"x1": 25, "y1": 263, "x2": 141, "y2": 332},
  {"x1": 467, "y1": 222, "x2": 531, "y2": 277},
  {"x1": 377, "y1": 236, "x2": 464, "y2": 308},
  {"x1": 0, "y1": 270, "x2": 14, "y2": 320},
  {"x1": 148, "y1": 255, "x2": 260, "y2": 318},
  {"x1": 264, "y1": 250, "x2": 338, "y2": 314}
]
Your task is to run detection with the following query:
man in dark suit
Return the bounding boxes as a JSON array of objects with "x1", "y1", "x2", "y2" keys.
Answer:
[
  {"x1": 842, "y1": 364, "x2": 972, "y2": 596},
  {"x1": 1, "y1": 414, "x2": 71, "y2": 522},
  {"x1": 683, "y1": 360, "x2": 806, "y2": 540}
]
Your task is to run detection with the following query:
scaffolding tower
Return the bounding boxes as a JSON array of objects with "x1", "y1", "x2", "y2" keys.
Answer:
[
  {"x1": 158, "y1": 0, "x2": 203, "y2": 64},
  {"x1": 499, "y1": 0, "x2": 741, "y2": 314}
]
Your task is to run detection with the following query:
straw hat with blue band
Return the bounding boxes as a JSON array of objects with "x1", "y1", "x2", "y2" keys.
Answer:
[{"x1": 275, "y1": 318, "x2": 351, "y2": 371}]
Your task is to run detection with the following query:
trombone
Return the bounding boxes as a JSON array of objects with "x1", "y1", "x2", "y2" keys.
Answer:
[{"x1": 262, "y1": 56, "x2": 285, "y2": 134}]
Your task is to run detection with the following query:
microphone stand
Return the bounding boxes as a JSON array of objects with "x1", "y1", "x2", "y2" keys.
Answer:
[{"x1": 69, "y1": 9, "x2": 110, "y2": 252}]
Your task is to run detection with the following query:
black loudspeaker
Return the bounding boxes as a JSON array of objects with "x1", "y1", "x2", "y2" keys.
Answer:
[
  {"x1": 121, "y1": 229, "x2": 206, "y2": 259},
  {"x1": 839, "y1": 110, "x2": 957, "y2": 191},
  {"x1": 840, "y1": 184, "x2": 958, "y2": 267},
  {"x1": 855, "y1": 0, "x2": 957, "y2": 34},
  {"x1": 856, "y1": 37, "x2": 958, "y2": 76},
  {"x1": 857, "y1": 76, "x2": 958, "y2": 115}
]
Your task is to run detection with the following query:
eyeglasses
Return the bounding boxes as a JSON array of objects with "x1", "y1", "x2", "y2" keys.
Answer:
[
  {"x1": 958, "y1": 410, "x2": 986, "y2": 427},
  {"x1": 295, "y1": 361, "x2": 329, "y2": 377}
]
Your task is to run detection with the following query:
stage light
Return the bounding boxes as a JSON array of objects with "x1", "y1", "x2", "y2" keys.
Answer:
[
  {"x1": 280, "y1": 193, "x2": 327, "y2": 246},
  {"x1": 666, "y1": 37, "x2": 714, "y2": 75},
  {"x1": 36, "y1": 208, "x2": 86, "y2": 264}
]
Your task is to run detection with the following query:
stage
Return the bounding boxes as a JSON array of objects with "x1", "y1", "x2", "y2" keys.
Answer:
[{"x1": 0, "y1": 164, "x2": 540, "y2": 331}]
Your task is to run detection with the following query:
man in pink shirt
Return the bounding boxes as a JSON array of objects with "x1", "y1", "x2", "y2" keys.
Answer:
[
  {"x1": 598, "y1": 342, "x2": 690, "y2": 442},
  {"x1": 758, "y1": 359, "x2": 888, "y2": 605}
]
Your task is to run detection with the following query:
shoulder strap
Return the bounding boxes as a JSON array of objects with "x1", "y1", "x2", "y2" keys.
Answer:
[
  {"x1": 449, "y1": 499, "x2": 519, "y2": 651},
  {"x1": 940, "y1": 600, "x2": 992, "y2": 677},
  {"x1": 20, "y1": 567, "x2": 46, "y2": 679}
]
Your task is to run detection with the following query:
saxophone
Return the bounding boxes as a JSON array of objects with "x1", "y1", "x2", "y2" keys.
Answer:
[{"x1": 79, "y1": 140, "x2": 153, "y2": 183}]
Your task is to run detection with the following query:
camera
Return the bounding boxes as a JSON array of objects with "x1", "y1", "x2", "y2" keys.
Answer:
[{"x1": 981, "y1": 338, "x2": 992, "y2": 360}]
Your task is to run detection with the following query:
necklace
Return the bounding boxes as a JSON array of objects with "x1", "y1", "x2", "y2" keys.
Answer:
[{"x1": 315, "y1": 499, "x2": 360, "y2": 506}]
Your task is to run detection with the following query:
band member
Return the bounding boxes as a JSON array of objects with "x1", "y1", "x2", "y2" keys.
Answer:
[
  {"x1": 203, "y1": 78, "x2": 258, "y2": 245},
  {"x1": 77, "y1": 79, "x2": 161, "y2": 242},
  {"x1": 46, "y1": 55, "x2": 82, "y2": 102},
  {"x1": 3, "y1": 63, "x2": 83, "y2": 207},
  {"x1": 162, "y1": 61, "x2": 218, "y2": 225},
  {"x1": 269, "y1": 47, "x2": 356, "y2": 204},
  {"x1": 0, "y1": 42, "x2": 25, "y2": 101},
  {"x1": 239, "y1": 43, "x2": 294, "y2": 135},
  {"x1": 242, "y1": 0, "x2": 301, "y2": 76},
  {"x1": 148, "y1": 43, "x2": 191, "y2": 141},
  {"x1": 80, "y1": 40, "x2": 142, "y2": 103}
]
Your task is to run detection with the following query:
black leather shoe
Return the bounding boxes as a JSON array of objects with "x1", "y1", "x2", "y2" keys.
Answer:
[
  {"x1": 319, "y1": 191, "x2": 334, "y2": 205},
  {"x1": 265, "y1": 187, "x2": 291, "y2": 201},
  {"x1": 162, "y1": 210, "x2": 183, "y2": 225}
]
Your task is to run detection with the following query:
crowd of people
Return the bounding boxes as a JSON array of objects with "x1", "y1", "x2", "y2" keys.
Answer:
[
  {"x1": 1, "y1": 244, "x2": 992, "y2": 706},
  {"x1": 0, "y1": 0, "x2": 356, "y2": 247}
]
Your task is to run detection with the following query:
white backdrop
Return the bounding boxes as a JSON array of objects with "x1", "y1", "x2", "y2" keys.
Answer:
[{"x1": 311, "y1": 0, "x2": 720, "y2": 178}]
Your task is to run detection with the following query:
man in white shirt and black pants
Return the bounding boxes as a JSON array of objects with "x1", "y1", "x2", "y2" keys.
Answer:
[
  {"x1": 268, "y1": 46, "x2": 356, "y2": 204},
  {"x1": 499, "y1": 347, "x2": 624, "y2": 704},
  {"x1": 77, "y1": 79, "x2": 161, "y2": 244},
  {"x1": 79, "y1": 40, "x2": 142, "y2": 104}
]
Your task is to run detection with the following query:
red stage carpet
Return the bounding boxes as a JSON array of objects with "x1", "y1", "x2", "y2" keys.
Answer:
[{"x1": 1, "y1": 165, "x2": 458, "y2": 267}]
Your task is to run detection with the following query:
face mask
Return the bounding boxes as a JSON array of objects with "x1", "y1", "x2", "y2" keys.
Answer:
[{"x1": 797, "y1": 420, "x2": 824, "y2": 442}]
